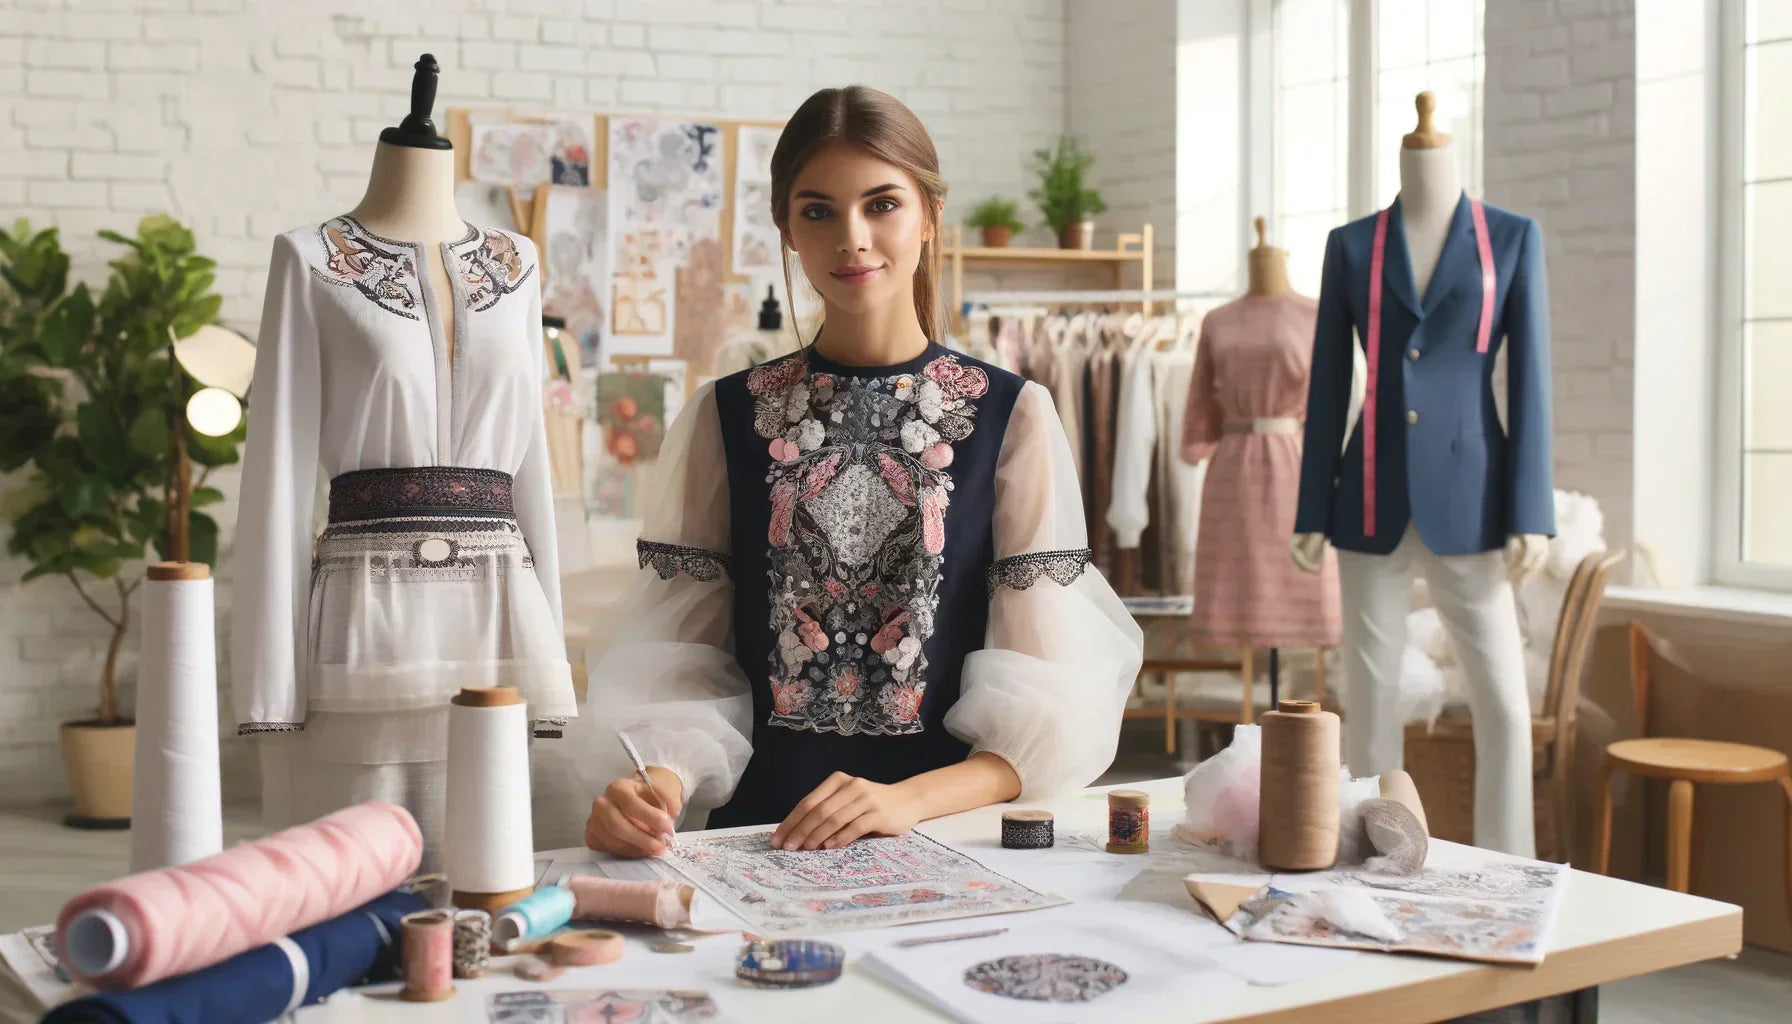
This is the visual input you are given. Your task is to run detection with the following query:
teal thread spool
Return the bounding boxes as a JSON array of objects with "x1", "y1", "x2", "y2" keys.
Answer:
[{"x1": 493, "y1": 886, "x2": 575, "y2": 949}]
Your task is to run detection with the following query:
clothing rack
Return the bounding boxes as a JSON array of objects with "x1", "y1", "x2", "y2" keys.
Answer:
[{"x1": 962, "y1": 288, "x2": 1232, "y2": 307}]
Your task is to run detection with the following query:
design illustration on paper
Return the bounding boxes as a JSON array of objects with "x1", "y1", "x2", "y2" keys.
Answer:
[
  {"x1": 470, "y1": 121, "x2": 552, "y2": 190},
  {"x1": 747, "y1": 352, "x2": 988, "y2": 736},
  {"x1": 666, "y1": 829, "x2": 1064, "y2": 936},
  {"x1": 732, "y1": 124, "x2": 782, "y2": 271},
  {"x1": 547, "y1": 117, "x2": 594, "y2": 187},
  {"x1": 458, "y1": 229, "x2": 534, "y2": 312},
  {"x1": 487, "y1": 988, "x2": 719, "y2": 1024},
  {"x1": 314, "y1": 218, "x2": 421, "y2": 320},
  {"x1": 541, "y1": 186, "x2": 610, "y2": 367},
  {"x1": 611, "y1": 229, "x2": 671, "y2": 337},
  {"x1": 595, "y1": 372, "x2": 668, "y2": 465},
  {"x1": 609, "y1": 118, "x2": 724, "y2": 247},
  {"x1": 963, "y1": 954, "x2": 1129, "y2": 1003}
]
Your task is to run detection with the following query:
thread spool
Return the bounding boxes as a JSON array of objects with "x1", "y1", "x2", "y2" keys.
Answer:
[
  {"x1": 130, "y1": 562, "x2": 223, "y2": 873},
  {"x1": 451, "y1": 909, "x2": 490, "y2": 979},
  {"x1": 398, "y1": 909, "x2": 455, "y2": 1002},
  {"x1": 1000, "y1": 810, "x2": 1055, "y2": 850},
  {"x1": 549, "y1": 929, "x2": 624, "y2": 967},
  {"x1": 493, "y1": 886, "x2": 575, "y2": 950},
  {"x1": 446, "y1": 687, "x2": 535, "y2": 912},
  {"x1": 1259, "y1": 699, "x2": 1342, "y2": 871},
  {"x1": 1376, "y1": 769, "x2": 1429, "y2": 835},
  {"x1": 1105, "y1": 790, "x2": 1150, "y2": 854},
  {"x1": 562, "y1": 875, "x2": 696, "y2": 929}
]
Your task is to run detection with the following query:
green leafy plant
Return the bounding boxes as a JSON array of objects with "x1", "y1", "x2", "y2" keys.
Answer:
[
  {"x1": 1027, "y1": 135, "x2": 1109, "y2": 234},
  {"x1": 963, "y1": 197, "x2": 1026, "y2": 234},
  {"x1": 0, "y1": 216, "x2": 244, "y2": 724}
]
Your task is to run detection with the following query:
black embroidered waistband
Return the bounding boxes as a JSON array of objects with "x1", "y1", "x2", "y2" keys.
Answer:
[{"x1": 328, "y1": 466, "x2": 515, "y2": 523}]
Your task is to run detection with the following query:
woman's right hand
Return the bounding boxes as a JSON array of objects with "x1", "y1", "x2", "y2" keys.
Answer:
[{"x1": 584, "y1": 766, "x2": 686, "y2": 858}]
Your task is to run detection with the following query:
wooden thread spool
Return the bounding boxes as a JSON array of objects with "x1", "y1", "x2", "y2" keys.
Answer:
[
  {"x1": 549, "y1": 929, "x2": 625, "y2": 967},
  {"x1": 398, "y1": 909, "x2": 455, "y2": 1002},
  {"x1": 1259, "y1": 699, "x2": 1341, "y2": 871},
  {"x1": 1105, "y1": 790, "x2": 1150, "y2": 854}
]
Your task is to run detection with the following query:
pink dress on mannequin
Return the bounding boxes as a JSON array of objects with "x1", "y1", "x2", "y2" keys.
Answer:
[{"x1": 1180, "y1": 293, "x2": 1341, "y2": 648}]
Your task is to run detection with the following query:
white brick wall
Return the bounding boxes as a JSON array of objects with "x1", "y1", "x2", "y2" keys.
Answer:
[
  {"x1": 0, "y1": 0, "x2": 1073, "y2": 805},
  {"x1": 1484, "y1": 0, "x2": 1637, "y2": 556}
]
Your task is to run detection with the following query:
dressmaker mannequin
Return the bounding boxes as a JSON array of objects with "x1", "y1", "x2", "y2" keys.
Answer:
[
  {"x1": 347, "y1": 54, "x2": 466, "y2": 356},
  {"x1": 1247, "y1": 216, "x2": 1291, "y2": 298},
  {"x1": 1290, "y1": 96, "x2": 1547, "y2": 578},
  {"x1": 1288, "y1": 93, "x2": 1557, "y2": 856}
]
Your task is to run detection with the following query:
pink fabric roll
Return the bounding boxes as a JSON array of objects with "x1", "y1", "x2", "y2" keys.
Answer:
[{"x1": 57, "y1": 800, "x2": 422, "y2": 990}]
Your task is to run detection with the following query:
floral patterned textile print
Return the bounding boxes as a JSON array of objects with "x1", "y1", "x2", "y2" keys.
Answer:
[
  {"x1": 663, "y1": 829, "x2": 1065, "y2": 936},
  {"x1": 962, "y1": 954, "x2": 1129, "y2": 1002},
  {"x1": 327, "y1": 467, "x2": 516, "y2": 523},
  {"x1": 314, "y1": 217, "x2": 423, "y2": 320},
  {"x1": 745, "y1": 351, "x2": 990, "y2": 737},
  {"x1": 458, "y1": 228, "x2": 535, "y2": 312}
]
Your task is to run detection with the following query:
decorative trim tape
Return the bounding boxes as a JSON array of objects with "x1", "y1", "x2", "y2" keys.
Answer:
[{"x1": 328, "y1": 467, "x2": 515, "y2": 524}]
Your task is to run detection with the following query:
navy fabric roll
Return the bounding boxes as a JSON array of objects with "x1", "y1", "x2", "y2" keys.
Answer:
[{"x1": 41, "y1": 890, "x2": 424, "y2": 1024}]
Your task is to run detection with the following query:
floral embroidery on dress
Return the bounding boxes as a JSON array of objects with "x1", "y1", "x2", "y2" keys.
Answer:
[
  {"x1": 458, "y1": 229, "x2": 534, "y2": 312},
  {"x1": 748, "y1": 350, "x2": 989, "y2": 736},
  {"x1": 986, "y1": 548, "x2": 1093, "y2": 594},
  {"x1": 313, "y1": 218, "x2": 422, "y2": 320}
]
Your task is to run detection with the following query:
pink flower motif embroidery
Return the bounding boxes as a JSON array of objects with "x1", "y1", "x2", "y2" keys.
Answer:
[
  {"x1": 858, "y1": 583, "x2": 882, "y2": 598},
  {"x1": 882, "y1": 685, "x2": 923, "y2": 723},
  {"x1": 748, "y1": 357, "x2": 806, "y2": 396},
  {"x1": 922, "y1": 441, "x2": 953, "y2": 470},
  {"x1": 921, "y1": 355, "x2": 989, "y2": 400},
  {"x1": 832, "y1": 667, "x2": 861, "y2": 699},
  {"x1": 795, "y1": 609, "x2": 829, "y2": 652},
  {"x1": 772, "y1": 681, "x2": 813, "y2": 716},
  {"x1": 876, "y1": 452, "x2": 917, "y2": 506},
  {"x1": 769, "y1": 438, "x2": 801, "y2": 462},
  {"x1": 920, "y1": 486, "x2": 949, "y2": 554},
  {"x1": 769, "y1": 479, "x2": 797, "y2": 546},
  {"x1": 823, "y1": 579, "x2": 849, "y2": 601},
  {"x1": 869, "y1": 610, "x2": 909, "y2": 655},
  {"x1": 801, "y1": 451, "x2": 842, "y2": 500}
]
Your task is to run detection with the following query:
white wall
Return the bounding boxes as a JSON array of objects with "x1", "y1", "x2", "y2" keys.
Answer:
[{"x1": 0, "y1": 0, "x2": 1071, "y2": 805}]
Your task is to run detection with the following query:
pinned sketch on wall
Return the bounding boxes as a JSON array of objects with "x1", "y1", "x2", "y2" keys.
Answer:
[
  {"x1": 454, "y1": 181, "x2": 521, "y2": 234},
  {"x1": 609, "y1": 227, "x2": 673, "y2": 354},
  {"x1": 546, "y1": 116, "x2": 595, "y2": 186},
  {"x1": 732, "y1": 124, "x2": 782, "y2": 272},
  {"x1": 487, "y1": 989, "x2": 720, "y2": 1024},
  {"x1": 470, "y1": 121, "x2": 553, "y2": 190},
  {"x1": 673, "y1": 237, "x2": 726, "y2": 370},
  {"x1": 664, "y1": 829, "x2": 1065, "y2": 936},
  {"x1": 540, "y1": 186, "x2": 610, "y2": 368},
  {"x1": 606, "y1": 118, "x2": 725, "y2": 360},
  {"x1": 596, "y1": 371, "x2": 670, "y2": 466}
]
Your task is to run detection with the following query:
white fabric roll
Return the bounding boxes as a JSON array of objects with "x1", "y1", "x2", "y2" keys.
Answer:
[
  {"x1": 445, "y1": 697, "x2": 535, "y2": 894},
  {"x1": 129, "y1": 572, "x2": 223, "y2": 872}
]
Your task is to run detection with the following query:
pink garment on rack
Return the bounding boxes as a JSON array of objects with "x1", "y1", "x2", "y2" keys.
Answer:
[{"x1": 1181, "y1": 294, "x2": 1341, "y2": 648}]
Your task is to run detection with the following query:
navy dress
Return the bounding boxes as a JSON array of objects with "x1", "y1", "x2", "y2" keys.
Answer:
[{"x1": 588, "y1": 341, "x2": 1144, "y2": 828}]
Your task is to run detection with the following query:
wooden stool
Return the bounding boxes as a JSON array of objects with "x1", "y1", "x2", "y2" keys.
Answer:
[{"x1": 1595, "y1": 738, "x2": 1792, "y2": 914}]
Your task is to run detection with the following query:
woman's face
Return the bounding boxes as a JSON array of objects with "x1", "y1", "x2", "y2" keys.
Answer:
[{"x1": 782, "y1": 142, "x2": 935, "y2": 319}]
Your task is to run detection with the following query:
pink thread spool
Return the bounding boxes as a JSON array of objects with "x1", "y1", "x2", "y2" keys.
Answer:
[
  {"x1": 56, "y1": 800, "x2": 422, "y2": 990},
  {"x1": 563, "y1": 875, "x2": 693, "y2": 929},
  {"x1": 399, "y1": 909, "x2": 455, "y2": 1002}
]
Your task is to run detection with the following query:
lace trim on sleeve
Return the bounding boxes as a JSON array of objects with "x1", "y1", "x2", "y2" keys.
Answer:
[
  {"x1": 986, "y1": 548, "x2": 1093, "y2": 595},
  {"x1": 637, "y1": 539, "x2": 733, "y2": 582}
]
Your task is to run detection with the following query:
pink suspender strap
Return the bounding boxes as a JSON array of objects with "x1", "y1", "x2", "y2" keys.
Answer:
[
  {"x1": 1470, "y1": 198, "x2": 1494, "y2": 353},
  {"x1": 1364, "y1": 208, "x2": 1388, "y2": 538},
  {"x1": 1362, "y1": 198, "x2": 1494, "y2": 538}
]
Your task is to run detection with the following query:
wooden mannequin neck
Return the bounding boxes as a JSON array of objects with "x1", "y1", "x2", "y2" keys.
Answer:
[{"x1": 1247, "y1": 248, "x2": 1292, "y2": 297}]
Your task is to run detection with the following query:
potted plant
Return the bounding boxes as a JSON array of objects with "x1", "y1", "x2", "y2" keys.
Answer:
[
  {"x1": 1028, "y1": 135, "x2": 1109, "y2": 250},
  {"x1": 964, "y1": 197, "x2": 1026, "y2": 248},
  {"x1": 0, "y1": 216, "x2": 244, "y2": 827}
]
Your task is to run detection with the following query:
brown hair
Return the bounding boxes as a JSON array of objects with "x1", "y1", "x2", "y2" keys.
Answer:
[{"x1": 769, "y1": 85, "x2": 948, "y2": 343}]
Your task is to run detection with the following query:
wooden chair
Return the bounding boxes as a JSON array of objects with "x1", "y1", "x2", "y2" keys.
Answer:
[
  {"x1": 1402, "y1": 549, "x2": 1625, "y2": 860},
  {"x1": 1595, "y1": 623, "x2": 1792, "y2": 923}
]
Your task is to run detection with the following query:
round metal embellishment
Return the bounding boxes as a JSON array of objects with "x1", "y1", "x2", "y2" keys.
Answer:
[
  {"x1": 414, "y1": 537, "x2": 457, "y2": 567},
  {"x1": 962, "y1": 954, "x2": 1129, "y2": 1002}
]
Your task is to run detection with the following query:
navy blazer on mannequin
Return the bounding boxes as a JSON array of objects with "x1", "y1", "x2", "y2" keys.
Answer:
[{"x1": 1295, "y1": 194, "x2": 1555, "y2": 556}]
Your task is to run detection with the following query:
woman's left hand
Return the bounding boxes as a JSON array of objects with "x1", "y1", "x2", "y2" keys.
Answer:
[{"x1": 772, "y1": 772, "x2": 923, "y2": 851}]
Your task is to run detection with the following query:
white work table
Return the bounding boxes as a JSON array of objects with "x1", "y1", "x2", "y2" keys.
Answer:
[{"x1": 3, "y1": 776, "x2": 1742, "y2": 1023}]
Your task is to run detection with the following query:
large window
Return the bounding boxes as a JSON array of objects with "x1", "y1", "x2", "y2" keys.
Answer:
[
  {"x1": 1266, "y1": 0, "x2": 1485, "y2": 296},
  {"x1": 1721, "y1": 1, "x2": 1792, "y2": 582}
]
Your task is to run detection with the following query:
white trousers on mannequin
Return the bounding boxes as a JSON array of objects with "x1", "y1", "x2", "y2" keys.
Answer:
[{"x1": 1335, "y1": 524, "x2": 1534, "y2": 857}]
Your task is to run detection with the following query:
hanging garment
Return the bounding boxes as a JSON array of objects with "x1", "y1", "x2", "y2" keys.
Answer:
[
  {"x1": 575, "y1": 345, "x2": 1143, "y2": 827},
  {"x1": 1295, "y1": 193, "x2": 1555, "y2": 553},
  {"x1": 1047, "y1": 316, "x2": 1089, "y2": 486},
  {"x1": 1149, "y1": 344, "x2": 1202, "y2": 595},
  {"x1": 1084, "y1": 320, "x2": 1125, "y2": 576},
  {"x1": 1181, "y1": 294, "x2": 1340, "y2": 648},
  {"x1": 233, "y1": 217, "x2": 576, "y2": 865}
]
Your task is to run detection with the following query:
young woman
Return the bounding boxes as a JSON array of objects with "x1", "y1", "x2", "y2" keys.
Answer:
[{"x1": 580, "y1": 86, "x2": 1143, "y2": 856}]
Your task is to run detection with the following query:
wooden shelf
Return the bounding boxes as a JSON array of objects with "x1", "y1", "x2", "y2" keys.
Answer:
[
  {"x1": 941, "y1": 223, "x2": 1155, "y2": 329},
  {"x1": 952, "y1": 244, "x2": 1146, "y2": 264}
]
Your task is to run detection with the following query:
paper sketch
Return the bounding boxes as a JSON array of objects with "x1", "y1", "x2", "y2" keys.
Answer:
[
  {"x1": 471, "y1": 122, "x2": 552, "y2": 190},
  {"x1": 595, "y1": 372, "x2": 669, "y2": 465},
  {"x1": 673, "y1": 237, "x2": 726, "y2": 369},
  {"x1": 540, "y1": 186, "x2": 610, "y2": 368},
  {"x1": 963, "y1": 954, "x2": 1129, "y2": 1002},
  {"x1": 547, "y1": 117, "x2": 595, "y2": 187},
  {"x1": 609, "y1": 228, "x2": 674, "y2": 355},
  {"x1": 608, "y1": 117, "x2": 724, "y2": 255},
  {"x1": 664, "y1": 829, "x2": 1065, "y2": 936},
  {"x1": 732, "y1": 124, "x2": 782, "y2": 271},
  {"x1": 455, "y1": 181, "x2": 520, "y2": 234},
  {"x1": 1228, "y1": 859, "x2": 1567, "y2": 964},
  {"x1": 487, "y1": 989, "x2": 719, "y2": 1024}
]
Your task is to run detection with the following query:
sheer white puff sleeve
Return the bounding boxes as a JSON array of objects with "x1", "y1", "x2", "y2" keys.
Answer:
[
  {"x1": 946, "y1": 381, "x2": 1145, "y2": 798},
  {"x1": 576, "y1": 382, "x2": 753, "y2": 818},
  {"x1": 231, "y1": 233, "x2": 322, "y2": 734},
  {"x1": 509, "y1": 243, "x2": 564, "y2": 638}
]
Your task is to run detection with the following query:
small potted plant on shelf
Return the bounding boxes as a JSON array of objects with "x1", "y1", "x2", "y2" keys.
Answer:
[
  {"x1": 0, "y1": 216, "x2": 245, "y2": 828},
  {"x1": 1028, "y1": 134, "x2": 1108, "y2": 250},
  {"x1": 964, "y1": 197, "x2": 1026, "y2": 248}
]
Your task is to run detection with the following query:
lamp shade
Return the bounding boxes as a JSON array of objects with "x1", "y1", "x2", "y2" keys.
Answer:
[{"x1": 172, "y1": 324, "x2": 255, "y2": 398}]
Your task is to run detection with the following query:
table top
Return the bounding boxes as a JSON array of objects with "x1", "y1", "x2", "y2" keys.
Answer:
[{"x1": 2, "y1": 777, "x2": 1742, "y2": 1024}]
